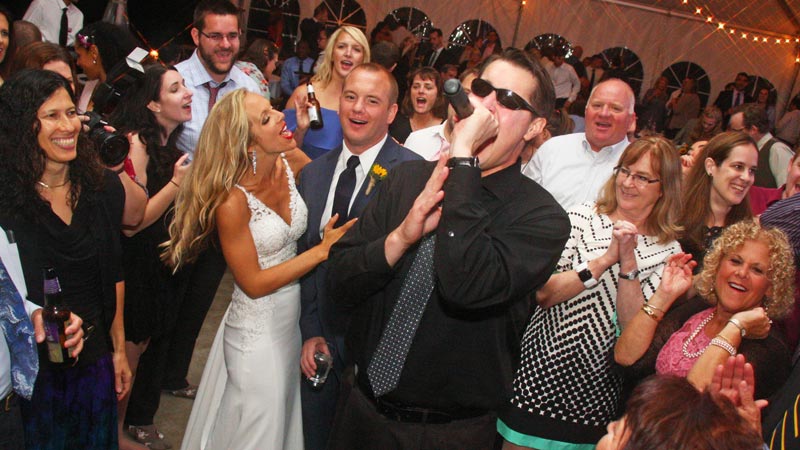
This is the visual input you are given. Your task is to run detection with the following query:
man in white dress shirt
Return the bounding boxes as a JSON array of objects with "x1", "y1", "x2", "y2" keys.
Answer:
[
  {"x1": 547, "y1": 49, "x2": 580, "y2": 112},
  {"x1": 175, "y1": 0, "x2": 261, "y2": 155},
  {"x1": 524, "y1": 78, "x2": 636, "y2": 210},
  {"x1": 23, "y1": 0, "x2": 82, "y2": 47}
]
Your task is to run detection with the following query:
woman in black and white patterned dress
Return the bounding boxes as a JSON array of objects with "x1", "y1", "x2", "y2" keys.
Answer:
[{"x1": 498, "y1": 137, "x2": 684, "y2": 450}]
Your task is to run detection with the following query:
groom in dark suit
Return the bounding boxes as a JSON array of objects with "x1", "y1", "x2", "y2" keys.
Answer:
[{"x1": 297, "y1": 63, "x2": 422, "y2": 450}]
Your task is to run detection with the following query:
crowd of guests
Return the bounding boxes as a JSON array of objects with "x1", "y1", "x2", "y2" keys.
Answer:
[{"x1": 1, "y1": 1, "x2": 800, "y2": 450}]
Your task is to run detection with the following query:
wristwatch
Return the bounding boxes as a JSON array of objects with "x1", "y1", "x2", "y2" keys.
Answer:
[
  {"x1": 575, "y1": 261, "x2": 598, "y2": 289},
  {"x1": 447, "y1": 156, "x2": 479, "y2": 169},
  {"x1": 728, "y1": 318, "x2": 747, "y2": 337},
  {"x1": 618, "y1": 269, "x2": 640, "y2": 280}
]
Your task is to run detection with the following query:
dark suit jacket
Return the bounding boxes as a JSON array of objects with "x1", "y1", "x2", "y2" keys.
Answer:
[
  {"x1": 297, "y1": 137, "x2": 421, "y2": 365},
  {"x1": 423, "y1": 46, "x2": 461, "y2": 71},
  {"x1": 714, "y1": 89, "x2": 753, "y2": 127}
]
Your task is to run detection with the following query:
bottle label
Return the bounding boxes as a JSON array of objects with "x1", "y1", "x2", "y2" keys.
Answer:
[
  {"x1": 44, "y1": 321, "x2": 64, "y2": 363},
  {"x1": 308, "y1": 107, "x2": 320, "y2": 123}
]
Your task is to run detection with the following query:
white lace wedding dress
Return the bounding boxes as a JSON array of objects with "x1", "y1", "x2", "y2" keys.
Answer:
[{"x1": 181, "y1": 160, "x2": 307, "y2": 450}]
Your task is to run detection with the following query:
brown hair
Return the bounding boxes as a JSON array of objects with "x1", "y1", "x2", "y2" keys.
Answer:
[
  {"x1": 621, "y1": 376, "x2": 764, "y2": 450},
  {"x1": 596, "y1": 136, "x2": 683, "y2": 243},
  {"x1": 8, "y1": 41, "x2": 77, "y2": 84},
  {"x1": 680, "y1": 131, "x2": 756, "y2": 254},
  {"x1": 401, "y1": 66, "x2": 446, "y2": 120}
]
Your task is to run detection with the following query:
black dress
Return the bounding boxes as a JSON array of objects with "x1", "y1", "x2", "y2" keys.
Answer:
[{"x1": 122, "y1": 145, "x2": 182, "y2": 344}]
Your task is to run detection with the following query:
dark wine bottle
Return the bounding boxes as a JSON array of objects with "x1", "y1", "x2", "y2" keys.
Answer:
[
  {"x1": 42, "y1": 267, "x2": 76, "y2": 366},
  {"x1": 307, "y1": 83, "x2": 324, "y2": 130}
]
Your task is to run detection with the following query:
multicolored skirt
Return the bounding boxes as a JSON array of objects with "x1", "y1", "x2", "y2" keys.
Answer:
[{"x1": 20, "y1": 354, "x2": 118, "y2": 450}]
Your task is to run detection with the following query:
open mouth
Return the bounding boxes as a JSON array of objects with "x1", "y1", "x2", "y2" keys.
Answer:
[
  {"x1": 280, "y1": 123, "x2": 293, "y2": 139},
  {"x1": 731, "y1": 183, "x2": 748, "y2": 193},
  {"x1": 728, "y1": 281, "x2": 747, "y2": 292},
  {"x1": 52, "y1": 137, "x2": 77, "y2": 150},
  {"x1": 348, "y1": 117, "x2": 367, "y2": 126},
  {"x1": 340, "y1": 60, "x2": 354, "y2": 71}
]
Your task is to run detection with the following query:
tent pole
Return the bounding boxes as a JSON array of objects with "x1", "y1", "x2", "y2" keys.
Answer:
[{"x1": 512, "y1": 1, "x2": 523, "y2": 48}]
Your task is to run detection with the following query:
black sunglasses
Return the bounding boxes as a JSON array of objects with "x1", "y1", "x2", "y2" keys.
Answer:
[{"x1": 470, "y1": 78, "x2": 539, "y2": 116}]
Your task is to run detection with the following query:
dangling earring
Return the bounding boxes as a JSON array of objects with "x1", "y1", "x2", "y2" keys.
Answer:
[{"x1": 250, "y1": 150, "x2": 257, "y2": 174}]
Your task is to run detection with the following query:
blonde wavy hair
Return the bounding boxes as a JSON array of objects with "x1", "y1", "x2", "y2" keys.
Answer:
[
  {"x1": 311, "y1": 26, "x2": 370, "y2": 88},
  {"x1": 162, "y1": 89, "x2": 254, "y2": 270},
  {"x1": 694, "y1": 219, "x2": 795, "y2": 319},
  {"x1": 595, "y1": 136, "x2": 683, "y2": 244}
]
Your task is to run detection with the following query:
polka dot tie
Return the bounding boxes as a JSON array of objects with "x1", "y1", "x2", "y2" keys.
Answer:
[{"x1": 367, "y1": 234, "x2": 436, "y2": 397}]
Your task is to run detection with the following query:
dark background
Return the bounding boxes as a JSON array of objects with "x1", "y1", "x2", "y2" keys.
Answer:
[{"x1": 10, "y1": 0, "x2": 198, "y2": 48}]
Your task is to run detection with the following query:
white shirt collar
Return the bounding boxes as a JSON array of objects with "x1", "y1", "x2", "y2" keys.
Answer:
[{"x1": 341, "y1": 134, "x2": 388, "y2": 177}]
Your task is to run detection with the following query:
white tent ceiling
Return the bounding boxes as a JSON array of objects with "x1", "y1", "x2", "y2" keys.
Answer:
[{"x1": 281, "y1": 0, "x2": 800, "y2": 111}]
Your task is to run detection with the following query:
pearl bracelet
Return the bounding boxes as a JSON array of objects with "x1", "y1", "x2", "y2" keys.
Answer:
[{"x1": 709, "y1": 337, "x2": 737, "y2": 356}]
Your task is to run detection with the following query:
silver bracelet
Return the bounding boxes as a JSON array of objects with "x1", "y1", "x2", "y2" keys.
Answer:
[{"x1": 709, "y1": 337, "x2": 737, "y2": 356}]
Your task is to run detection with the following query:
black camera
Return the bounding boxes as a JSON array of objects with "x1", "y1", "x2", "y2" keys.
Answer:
[
  {"x1": 87, "y1": 48, "x2": 149, "y2": 167},
  {"x1": 84, "y1": 111, "x2": 130, "y2": 167}
]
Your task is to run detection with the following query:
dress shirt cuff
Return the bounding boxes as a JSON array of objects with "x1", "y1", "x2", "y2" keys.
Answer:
[
  {"x1": 367, "y1": 235, "x2": 396, "y2": 274},
  {"x1": 443, "y1": 164, "x2": 481, "y2": 205}
]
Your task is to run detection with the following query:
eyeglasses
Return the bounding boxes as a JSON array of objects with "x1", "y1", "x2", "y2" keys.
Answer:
[
  {"x1": 470, "y1": 78, "x2": 539, "y2": 116},
  {"x1": 614, "y1": 166, "x2": 660, "y2": 188},
  {"x1": 199, "y1": 30, "x2": 241, "y2": 43}
]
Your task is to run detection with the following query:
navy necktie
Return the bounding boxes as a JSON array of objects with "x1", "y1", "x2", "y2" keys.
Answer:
[
  {"x1": 0, "y1": 258, "x2": 38, "y2": 400},
  {"x1": 331, "y1": 156, "x2": 360, "y2": 227}
]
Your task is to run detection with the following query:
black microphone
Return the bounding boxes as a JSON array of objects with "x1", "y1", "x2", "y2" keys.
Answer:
[{"x1": 443, "y1": 78, "x2": 474, "y2": 120}]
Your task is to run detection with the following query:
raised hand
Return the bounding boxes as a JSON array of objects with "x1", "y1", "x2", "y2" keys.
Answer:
[
  {"x1": 385, "y1": 155, "x2": 449, "y2": 267},
  {"x1": 657, "y1": 252, "x2": 696, "y2": 300}
]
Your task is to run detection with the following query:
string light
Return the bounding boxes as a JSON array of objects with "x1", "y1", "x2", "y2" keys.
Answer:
[{"x1": 676, "y1": 1, "x2": 795, "y2": 46}]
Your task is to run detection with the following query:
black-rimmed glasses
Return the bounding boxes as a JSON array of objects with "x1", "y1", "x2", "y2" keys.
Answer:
[
  {"x1": 199, "y1": 30, "x2": 241, "y2": 43},
  {"x1": 613, "y1": 166, "x2": 661, "y2": 188},
  {"x1": 470, "y1": 78, "x2": 539, "y2": 116}
]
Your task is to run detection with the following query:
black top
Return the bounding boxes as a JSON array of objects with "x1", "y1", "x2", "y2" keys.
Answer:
[
  {"x1": 388, "y1": 114, "x2": 413, "y2": 145},
  {"x1": 327, "y1": 160, "x2": 570, "y2": 411},
  {"x1": 0, "y1": 170, "x2": 125, "y2": 366}
]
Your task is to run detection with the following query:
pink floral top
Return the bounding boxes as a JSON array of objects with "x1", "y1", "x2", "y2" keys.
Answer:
[{"x1": 655, "y1": 307, "x2": 715, "y2": 377}]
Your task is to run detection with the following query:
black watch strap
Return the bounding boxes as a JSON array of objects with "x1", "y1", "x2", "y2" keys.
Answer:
[{"x1": 447, "y1": 156, "x2": 479, "y2": 169}]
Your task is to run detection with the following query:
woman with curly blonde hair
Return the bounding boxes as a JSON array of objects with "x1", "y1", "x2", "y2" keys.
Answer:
[
  {"x1": 284, "y1": 26, "x2": 370, "y2": 159},
  {"x1": 167, "y1": 88, "x2": 354, "y2": 449},
  {"x1": 616, "y1": 219, "x2": 794, "y2": 400}
]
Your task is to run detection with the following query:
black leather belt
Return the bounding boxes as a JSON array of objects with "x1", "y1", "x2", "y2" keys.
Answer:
[{"x1": 357, "y1": 381, "x2": 486, "y2": 424}]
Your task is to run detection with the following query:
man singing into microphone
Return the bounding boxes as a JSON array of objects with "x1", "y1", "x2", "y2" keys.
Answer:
[{"x1": 326, "y1": 48, "x2": 570, "y2": 448}]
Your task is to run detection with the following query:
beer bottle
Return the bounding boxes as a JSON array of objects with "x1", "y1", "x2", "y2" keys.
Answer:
[
  {"x1": 42, "y1": 267, "x2": 76, "y2": 366},
  {"x1": 307, "y1": 83, "x2": 324, "y2": 130}
]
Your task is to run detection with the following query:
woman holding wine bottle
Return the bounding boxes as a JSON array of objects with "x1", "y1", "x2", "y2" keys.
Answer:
[{"x1": 0, "y1": 69, "x2": 130, "y2": 449}]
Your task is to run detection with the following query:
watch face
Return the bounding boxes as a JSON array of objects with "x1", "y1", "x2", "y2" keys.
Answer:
[{"x1": 578, "y1": 268, "x2": 592, "y2": 282}]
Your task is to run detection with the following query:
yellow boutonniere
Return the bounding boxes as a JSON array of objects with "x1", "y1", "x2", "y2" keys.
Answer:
[{"x1": 365, "y1": 163, "x2": 388, "y2": 195}]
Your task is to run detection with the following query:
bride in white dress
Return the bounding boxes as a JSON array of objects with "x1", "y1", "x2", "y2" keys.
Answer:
[{"x1": 163, "y1": 89, "x2": 354, "y2": 450}]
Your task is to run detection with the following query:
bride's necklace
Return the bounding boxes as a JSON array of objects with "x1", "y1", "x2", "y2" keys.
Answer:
[
  {"x1": 37, "y1": 179, "x2": 69, "y2": 189},
  {"x1": 682, "y1": 311, "x2": 716, "y2": 359}
]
